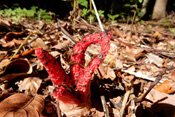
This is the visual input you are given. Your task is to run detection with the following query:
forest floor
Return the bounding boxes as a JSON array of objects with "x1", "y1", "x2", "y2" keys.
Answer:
[{"x1": 0, "y1": 14, "x2": 175, "y2": 117}]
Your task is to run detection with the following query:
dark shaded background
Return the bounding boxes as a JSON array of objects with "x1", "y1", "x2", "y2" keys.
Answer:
[{"x1": 0, "y1": 0, "x2": 175, "y2": 20}]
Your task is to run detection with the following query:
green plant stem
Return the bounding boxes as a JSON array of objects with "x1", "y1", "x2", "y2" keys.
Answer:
[
  {"x1": 91, "y1": 0, "x2": 104, "y2": 31},
  {"x1": 0, "y1": 33, "x2": 33, "y2": 72}
]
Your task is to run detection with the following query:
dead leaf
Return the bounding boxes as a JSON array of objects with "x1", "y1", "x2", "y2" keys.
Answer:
[
  {"x1": 0, "y1": 20, "x2": 12, "y2": 32},
  {"x1": 122, "y1": 46, "x2": 143, "y2": 62},
  {"x1": 143, "y1": 89, "x2": 175, "y2": 116},
  {"x1": 98, "y1": 65, "x2": 116, "y2": 80},
  {"x1": 0, "y1": 93, "x2": 45, "y2": 117},
  {"x1": 4, "y1": 31, "x2": 27, "y2": 42},
  {"x1": 0, "y1": 87, "x2": 13, "y2": 101},
  {"x1": 146, "y1": 53, "x2": 163, "y2": 67},
  {"x1": 3, "y1": 58, "x2": 32, "y2": 75},
  {"x1": 11, "y1": 38, "x2": 24, "y2": 45},
  {"x1": 31, "y1": 38, "x2": 48, "y2": 50},
  {"x1": 154, "y1": 80, "x2": 175, "y2": 94},
  {"x1": 1, "y1": 41, "x2": 15, "y2": 48},
  {"x1": 0, "y1": 59, "x2": 32, "y2": 83},
  {"x1": 18, "y1": 77, "x2": 42, "y2": 96},
  {"x1": 0, "y1": 59, "x2": 9, "y2": 69},
  {"x1": 58, "y1": 100, "x2": 91, "y2": 117},
  {"x1": 52, "y1": 40, "x2": 70, "y2": 50}
]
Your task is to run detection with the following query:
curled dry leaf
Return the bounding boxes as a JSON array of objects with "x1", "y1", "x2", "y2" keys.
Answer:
[
  {"x1": 0, "y1": 58, "x2": 32, "y2": 84},
  {"x1": 0, "y1": 93, "x2": 45, "y2": 117},
  {"x1": 4, "y1": 31, "x2": 28, "y2": 42},
  {"x1": 18, "y1": 77, "x2": 42, "y2": 96}
]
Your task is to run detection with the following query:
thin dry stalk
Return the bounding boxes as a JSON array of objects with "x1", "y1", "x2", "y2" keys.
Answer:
[{"x1": 120, "y1": 90, "x2": 130, "y2": 117}]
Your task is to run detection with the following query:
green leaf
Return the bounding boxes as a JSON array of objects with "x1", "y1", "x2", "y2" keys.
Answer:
[
  {"x1": 78, "y1": 0, "x2": 88, "y2": 8},
  {"x1": 81, "y1": 9, "x2": 90, "y2": 17},
  {"x1": 139, "y1": 0, "x2": 143, "y2": 3},
  {"x1": 107, "y1": 14, "x2": 119, "y2": 20},
  {"x1": 98, "y1": 10, "x2": 104, "y2": 17},
  {"x1": 0, "y1": 10, "x2": 4, "y2": 15}
]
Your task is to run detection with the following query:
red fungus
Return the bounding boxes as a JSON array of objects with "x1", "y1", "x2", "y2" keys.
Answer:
[
  {"x1": 71, "y1": 31, "x2": 111, "y2": 102},
  {"x1": 35, "y1": 48, "x2": 71, "y2": 86},
  {"x1": 35, "y1": 31, "x2": 112, "y2": 115}
]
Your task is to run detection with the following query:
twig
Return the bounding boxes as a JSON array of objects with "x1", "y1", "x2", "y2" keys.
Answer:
[
  {"x1": 57, "y1": 20, "x2": 76, "y2": 44},
  {"x1": 120, "y1": 90, "x2": 130, "y2": 117},
  {"x1": 134, "y1": 68, "x2": 167, "y2": 103},
  {"x1": 91, "y1": 0, "x2": 104, "y2": 31}
]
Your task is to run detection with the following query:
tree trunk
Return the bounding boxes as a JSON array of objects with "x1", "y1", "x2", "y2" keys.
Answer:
[
  {"x1": 152, "y1": 0, "x2": 168, "y2": 20},
  {"x1": 141, "y1": 0, "x2": 150, "y2": 16}
]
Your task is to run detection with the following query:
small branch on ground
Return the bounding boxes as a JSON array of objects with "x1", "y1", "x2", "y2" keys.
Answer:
[{"x1": 134, "y1": 68, "x2": 169, "y2": 103}]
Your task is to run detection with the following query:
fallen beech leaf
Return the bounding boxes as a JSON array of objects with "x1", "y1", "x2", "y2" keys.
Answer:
[
  {"x1": 11, "y1": 38, "x2": 24, "y2": 45},
  {"x1": 0, "y1": 93, "x2": 45, "y2": 117},
  {"x1": 154, "y1": 80, "x2": 175, "y2": 94},
  {"x1": 146, "y1": 53, "x2": 163, "y2": 67},
  {"x1": 31, "y1": 38, "x2": 48, "y2": 50},
  {"x1": 122, "y1": 47, "x2": 136, "y2": 62},
  {"x1": 142, "y1": 89, "x2": 175, "y2": 116},
  {"x1": 0, "y1": 87, "x2": 13, "y2": 101},
  {"x1": 52, "y1": 40, "x2": 70, "y2": 50},
  {"x1": 2, "y1": 41, "x2": 15, "y2": 48},
  {"x1": 18, "y1": 77, "x2": 42, "y2": 96},
  {"x1": 0, "y1": 59, "x2": 32, "y2": 83},
  {"x1": 4, "y1": 31, "x2": 27, "y2": 42},
  {"x1": 98, "y1": 65, "x2": 116, "y2": 80}
]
